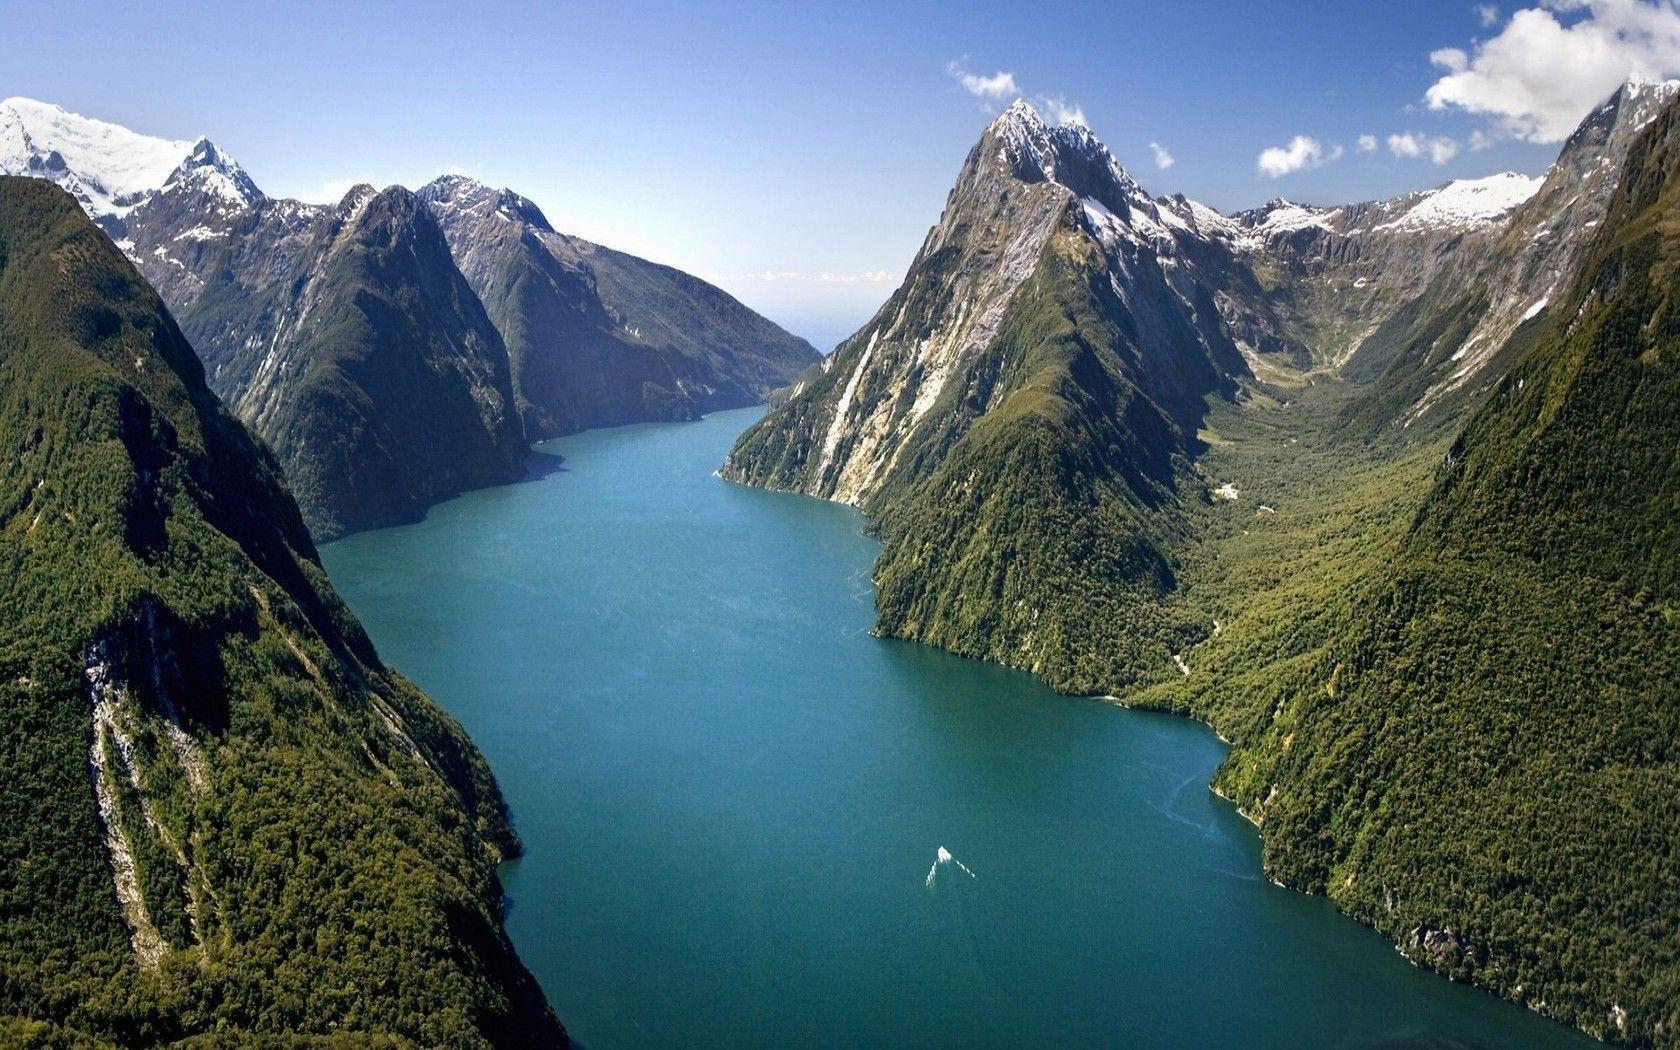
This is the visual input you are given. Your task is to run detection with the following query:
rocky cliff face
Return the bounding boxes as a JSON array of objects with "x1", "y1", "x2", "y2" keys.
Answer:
[
  {"x1": 134, "y1": 179, "x2": 529, "y2": 539},
  {"x1": 419, "y1": 174, "x2": 818, "y2": 438},
  {"x1": 0, "y1": 176, "x2": 562, "y2": 1045},
  {"x1": 724, "y1": 100, "x2": 1242, "y2": 509},
  {"x1": 1234, "y1": 80, "x2": 1680, "y2": 429}
]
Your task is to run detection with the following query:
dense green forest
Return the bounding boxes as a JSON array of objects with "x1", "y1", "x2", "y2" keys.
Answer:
[
  {"x1": 1147, "y1": 99, "x2": 1680, "y2": 1045},
  {"x1": 0, "y1": 178, "x2": 562, "y2": 1046}
]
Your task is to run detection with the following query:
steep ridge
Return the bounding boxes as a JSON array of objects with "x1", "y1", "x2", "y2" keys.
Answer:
[
  {"x1": 0, "y1": 97, "x2": 212, "y2": 222},
  {"x1": 1336, "y1": 79, "x2": 1680, "y2": 430},
  {"x1": 0, "y1": 177, "x2": 562, "y2": 1045},
  {"x1": 419, "y1": 175, "x2": 817, "y2": 438},
  {"x1": 1221, "y1": 172, "x2": 1541, "y2": 375}
]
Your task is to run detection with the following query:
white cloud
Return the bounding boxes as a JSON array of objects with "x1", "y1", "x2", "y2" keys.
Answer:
[
  {"x1": 1431, "y1": 46, "x2": 1472, "y2": 73},
  {"x1": 1469, "y1": 128, "x2": 1495, "y2": 149},
  {"x1": 1387, "y1": 132, "x2": 1463, "y2": 163},
  {"x1": 1257, "y1": 135, "x2": 1338, "y2": 177},
  {"x1": 1477, "y1": 3, "x2": 1502, "y2": 26},
  {"x1": 1426, "y1": 0, "x2": 1680, "y2": 143},
  {"x1": 946, "y1": 60, "x2": 1019, "y2": 101},
  {"x1": 1357, "y1": 133, "x2": 1380, "y2": 152},
  {"x1": 1036, "y1": 94, "x2": 1088, "y2": 127},
  {"x1": 1148, "y1": 141, "x2": 1175, "y2": 169}
]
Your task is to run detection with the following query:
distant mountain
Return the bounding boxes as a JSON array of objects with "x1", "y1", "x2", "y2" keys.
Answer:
[
  {"x1": 1, "y1": 98, "x2": 818, "y2": 536},
  {"x1": 1236, "y1": 79, "x2": 1680, "y2": 430},
  {"x1": 419, "y1": 174, "x2": 818, "y2": 438},
  {"x1": 0, "y1": 176, "x2": 562, "y2": 1044},
  {"x1": 725, "y1": 88, "x2": 1680, "y2": 1047},
  {"x1": 1, "y1": 98, "x2": 524, "y2": 537},
  {"x1": 0, "y1": 96, "x2": 247, "y2": 221}
]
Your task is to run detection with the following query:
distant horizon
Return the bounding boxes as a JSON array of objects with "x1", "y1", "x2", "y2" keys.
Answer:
[{"x1": 10, "y1": 0, "x2": 1680, "y2": 347}]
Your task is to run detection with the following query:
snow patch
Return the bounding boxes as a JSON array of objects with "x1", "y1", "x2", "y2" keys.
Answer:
[
  {"x1": 1375, "y1": 172, "x2": 1542, "y2": 232},
  {"x1": 0, "y1": 97, "x2": 195, "y2": 217}
]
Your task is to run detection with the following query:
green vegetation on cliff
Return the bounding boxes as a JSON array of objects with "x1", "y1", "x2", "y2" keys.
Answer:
[
  {"x1": 0, "y1": 177, "x2": 561, "y2": 1046},
  {"x1": 867, "y1": 228, "x2": 1199, "y2": 693},
  {"x1": 179, "y1": 186, "x2": 526, "y2": 540}
]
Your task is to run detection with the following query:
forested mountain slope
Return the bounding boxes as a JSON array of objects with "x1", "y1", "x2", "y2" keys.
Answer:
[
  {"x1": 0, "y1": 177, "x2": 562, "y2": 1046},
  {"x1": 1164, "y1": 94, "x2": 1680, "y2": 1046},
  {"x1": 724, "y1": 100, "x2": 1252, "y2": 692}
]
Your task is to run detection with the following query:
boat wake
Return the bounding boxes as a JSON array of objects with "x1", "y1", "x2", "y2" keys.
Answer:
[{"x1": 925, "y1": 845, "x2": 977, "y2": 889}]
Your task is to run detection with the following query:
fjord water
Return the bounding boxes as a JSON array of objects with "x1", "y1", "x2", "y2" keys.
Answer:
[{"x1": 323, "y1": 408, "x2": 1594, "y2": 1050}]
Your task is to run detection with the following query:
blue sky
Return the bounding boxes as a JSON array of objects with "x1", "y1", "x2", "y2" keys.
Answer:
[{"x1": 6, "y1": 0, "x2": 1674, "y2": 347}]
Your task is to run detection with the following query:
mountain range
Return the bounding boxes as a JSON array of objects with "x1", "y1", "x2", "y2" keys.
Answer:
[
  {"x1": 0, "y1": 97, "x2": 818, "y2": 538},
  {"x1": 726, "y1": 84, "x2": 1680, "y2": 1045}
]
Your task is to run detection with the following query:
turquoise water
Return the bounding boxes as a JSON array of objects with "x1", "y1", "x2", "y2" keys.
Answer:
[{"x1": 322, "y1": 407, "x2": 1596, "y2": 1049}]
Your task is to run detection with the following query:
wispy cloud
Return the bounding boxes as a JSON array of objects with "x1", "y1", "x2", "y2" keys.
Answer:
[
  {"x1": 1357, "y1": 133, "x2": 1379, "y2": 152},
  {"x1": 302, "y1": 175, "x2": 375, "y2": 204},
  {"x1": 1148, "y1": 141, "x2": 1176, "y2": 169},
  {"x1": 1476, "y1": 3, "x2": 1501, "y2": 27},
  {"x1": 1257, "y1": 135, "x2": 1340, "y2": 177},
  {"x1": 1387, "y1": 131, "x2": 1462, "y2": 163},
  {"x1": 1427, "y1": 0, "x2": 1680, "y2": 143},
  {"x1": 946, "y1": 59, "x2": 1019, "y2": 101},
  {"x1": 1036, "y1": 94, "x2": 1088, "y2": 127}
]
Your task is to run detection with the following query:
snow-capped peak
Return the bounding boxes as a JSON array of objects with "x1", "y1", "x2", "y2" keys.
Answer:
[
  {"x1": 985, "y1": 99, "x2": 1145, "y2": 206},
  {"x1": 162, "y1": 136, "x2": 262, "y2": 207},
  {"x1": 0, "y1": 97, "x2": 201, "y2": 217},
  {"x1": 1240, "y1": 199, "x2": 1338, "y2": 239},
  {"x1": 1375, "y1": 172, "x2": 1543, "y2": 232},
  {"x1": 992, "y1": 98, "x2": 1048, "y2": 133},
  {"x1": 417, "y1": 173, "x2": 553, "y2": 231}
]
